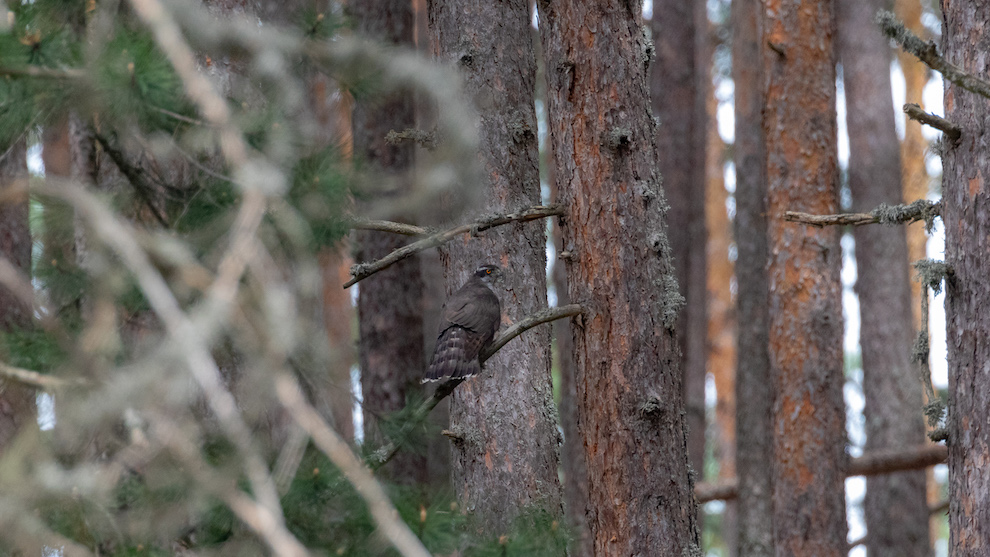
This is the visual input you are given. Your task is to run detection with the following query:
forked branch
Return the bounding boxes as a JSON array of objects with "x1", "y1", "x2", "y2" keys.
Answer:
[{"x1": 903, "y1": 103, "x2": 962, "y2": 144}]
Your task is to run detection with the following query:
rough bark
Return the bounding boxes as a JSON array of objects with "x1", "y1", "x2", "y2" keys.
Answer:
[
  {"x1": 941, "y1": 2, "x2": 990, "y2": 553},
  {"x1": 0, "y1": 138, "x2": 37, "y2": 454},
  {"x1": 539, "y1": 1, "x2": 701, "y2": 554},
  {"x1": 731, "y1": 0, "x2": 773, "y2": 554},
  {"x1": 429, "y1": 0, "x2": 562, "y2": 534},
  {"x1": 651, "y1": 0, "x2": 708, "y2": 473},
  {"x1": 836, "y1": 0, "x2": 932, "y2": 554},
  {"x1": 350, "y1": 0, "x2": 428, "y2": 484},
  {"x1": 761, "y1": 0, "x2": 847, "y2": 555}
]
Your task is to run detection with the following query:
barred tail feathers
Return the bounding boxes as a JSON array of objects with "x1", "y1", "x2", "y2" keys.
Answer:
[{"x1": 424, "y1": 326, "x2": 483, "y2": 382}]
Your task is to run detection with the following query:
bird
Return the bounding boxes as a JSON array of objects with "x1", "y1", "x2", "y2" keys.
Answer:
[{"x1": 424, "y1": 264, "x2": 503, "y2": 382}]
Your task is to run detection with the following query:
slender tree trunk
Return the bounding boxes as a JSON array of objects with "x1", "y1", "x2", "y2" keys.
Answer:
[
  {"x1": 836, "y1": 0, "x2": 931, "y2": 554},
  {"x1": 761, "y1": 0, "x2": 847, "y2": 555},
  {"x1": 651, "y1": 0, "x2": 708, "y2": 473},
  {"x1": 539, "y1": 1, "x2": 701, "y2": 553},
  {"x1": 731, "y1": 0, "x2": 773, "y2": 554},
  {"x1": 0, "y1": 138, "x2": 37, "y2": 453},
  {"x1": 429, "y1": 0, "x2": 562, "y2": 534},
  {"x1": 350, "y1": 0, "x2": 428, "y2": 485},
  {"x1": 941, "y1": 2, "x2": 990, "y2": 553}
]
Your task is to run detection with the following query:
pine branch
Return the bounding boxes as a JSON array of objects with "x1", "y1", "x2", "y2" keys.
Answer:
[
  {"x1": 784, "y1": 199, "x2": 940, "y2": 229},
  {"x1": 903, "y1": 103, "x2": 962, "y2": 144},
  {"x1": 93, "y1": 132, "x2": 170, "y2": 227},
  {"x1": 343, "y1": 205, "x2": 565, "y2": 288},
  {"x1": 368, "y1": 304, "x2": 585, "y2": 470},
  {"x1": 877, "y1": 10, "x2": 990, "y2": 100},
  {"x1": 0, "y1": 66, "x2": 86, "y2": 79},
  {"x1": 696, "y1": 444, "x2": 947, "y2": 503}
]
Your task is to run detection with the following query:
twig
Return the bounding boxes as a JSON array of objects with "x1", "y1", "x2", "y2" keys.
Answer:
[
  {"x1": 93, "y1": 132, "x2": 170, "y2": 227},
  {"x1": 275, "y1": 375, "x2": 432, "y2": 557},
  {"x1": 696, "y1": 444, "x2": 947, "y2": 503},
  {"x1": 903, "y1": 103, "x2": 962, "y2": 144},
  {"x1": 0, "y1": 362, "x2": 88, "y2": 389},
  {"x1": 344, "y1": 205, "x2": 564, "y2": 288},
  {"x1": 385, "y1": 128, "x2": 438, "y2": 150},
  {"x1": 877, "y1": 10, "x2": 990, "y2": 100},
  {"x1": 369, "y1": 304, "x2": 584, "y2": 469},
  {"x1": 349, "y1": 218, "x2": 428, "y2": 237},
  {"x1": 0, "y1": 66, "x2": 86, "y2": 79},
  {"x1": 784, "y1": 199, "x2": 940, "y2": 228}
]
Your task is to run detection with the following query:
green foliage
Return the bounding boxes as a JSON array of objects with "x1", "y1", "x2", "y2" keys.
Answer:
[
  {"x1": 285, "y1": 148, "x2": 352, "y2": 248},
  {"x1": 0, "y1": 327, "x2": 66, "y2": 372}
]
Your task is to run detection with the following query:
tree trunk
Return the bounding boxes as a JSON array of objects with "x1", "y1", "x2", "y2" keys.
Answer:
[
  {"x1": 731, "y1": 0, "x2": 773, "y2": 554},
  {"x1": 836, "y1": 0, "x2": 931, "y2": 554},
  {"x1": 539, "y1": 1, "x2": 701, "y2": 554},
  {"x1": 429, "y1": 0, "x2": 563, "y2": 534},
  {"x1": 0, "y1": 138, "x2": 37, "y2": 453},
  {"x1": 761, "y1": 0, "x2": 847, "y2": 555},
  {"x1": 350, "y1": 0, "x2": 428, "y2": 485},
  {"x1": 941, "y1": 2, "x2": 990, "y2": 553},
  {"x1": 651, "y1": 0, "x2": 708, "y2": 473}
]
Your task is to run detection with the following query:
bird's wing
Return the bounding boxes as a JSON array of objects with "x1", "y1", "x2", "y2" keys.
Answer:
[{"x1": 442, "y1": 284, "x2": 500, "y2": 337}]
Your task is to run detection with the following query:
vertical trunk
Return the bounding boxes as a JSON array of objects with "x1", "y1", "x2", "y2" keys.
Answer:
[
  {"x1": 319, "y1": 248, "x2": 355, "y2": 441},
  {"x1": 0, "y1": 138, "x2": 36, "y2": 453},
  {"x1": 539, "y1": 1, "x2": 701, "y2": 553},
  {"x1": 350, "y1": 0, "x2": 428, "y2": 484},
  {"x1": 731, "y1": 0, "x2": 773, "y2": 554},
  {"x1": 429, "y1": 0, "x2": 562, "y2": 534},
  {"x1": 651, "y1": 0, "x2": 708, "y2": 473},
  {"x1": 761, "y1": 0, "x2": 847, "y2": 555},
  {"x1": 836, "y1": 0, "x2": 931, "y2": 554},
  {"x1": 941, "y1": 2, "x2": 990, "y2": 553}
]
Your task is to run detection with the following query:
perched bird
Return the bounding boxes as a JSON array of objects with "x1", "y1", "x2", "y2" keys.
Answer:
[{"x1": 424, "y1": 264, "x2": 503, "y2": 382}]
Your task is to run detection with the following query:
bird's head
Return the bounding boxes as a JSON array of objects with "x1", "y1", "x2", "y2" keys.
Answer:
[{"x1": 474, "y1": 264, "x2": 503, "y2": 286}]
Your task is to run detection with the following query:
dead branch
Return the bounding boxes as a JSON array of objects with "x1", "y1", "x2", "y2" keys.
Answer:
[
  {"x1": 93, "y1": 132, "x2": 170, "y2": 227},
  {"x1": 349, "y1": 218, "x2": 428, "y2": 237},
  {"x1": 877, "y1": 10, "x2": 990, "y2": 100},
  {"x1": 696, "y1": 444, "x2": 947, "y2": 503},
  {"x1": 903, "y1": 103, "x2": 962, "y2": 144},
  {"x1": 369, "y1": 304, "x2": 585, "y2": 469},
  {"x1": 276, "y1": 375, "x2": 432, "y2": 557},
  {"x1": 0, "y1": 362, "x2": 88, "y2": 389},
  {"x1": 343, "y1": 205, "x2": 565, "y2": 288},
  {"x1": 784, "y1": 199, "x2": 940, "y2": 228},
  {"x1": 0, "y1": 66, "x2": 86, "y2": 79}
]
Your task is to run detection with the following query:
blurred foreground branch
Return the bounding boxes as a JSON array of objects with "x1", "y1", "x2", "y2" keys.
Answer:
[
  {"x1": 784, "y1": 199, "x2": 940, "y2": 229},
  {"x1": 276, "y1": 376, "x2": 432, "y2": 557},
  {"x1": 696, "y1": 444, "x2": 947, "y2": 503},
  {"x1": 0, "y1": 362, "x2": 88, "y2": 389},
  {"x1": 344, "y1": 205, "x2": 565, "y2": 288},
  {"x1": 369, "y1": 304, "x2": 584, "y2": 470}
]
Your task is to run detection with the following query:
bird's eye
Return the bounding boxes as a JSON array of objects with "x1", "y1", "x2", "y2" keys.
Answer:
[{"x1": 486, "y1": 269, "x2": 492, "y2": 274}]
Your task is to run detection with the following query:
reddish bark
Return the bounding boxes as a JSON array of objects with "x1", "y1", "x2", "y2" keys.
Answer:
[
  {"x1": 761, "y1": 0, "x2": 847, "y2": 554},
  {"x1": 539, "y1": 1, "x2": 700, "y2": 553}
]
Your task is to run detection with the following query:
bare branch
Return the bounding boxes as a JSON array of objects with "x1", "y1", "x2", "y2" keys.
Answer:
[
  {"x1": 0, "y1": 362, "x2": 87, "y2": 389},
  {"x1": 275, "y1": 375, "x2": 432, "y2": 557},
  {"x1": 385, "y1": 128, "x2": 438, "y2": 150},
  {"x1": 344, "y1": 205, "x2": 564, "y2": 288},
  {"x1": 370, "y1": 304, "x2": 585, "y2": 469},
  {"x1": 0, "y1": 66, "x2": 86, "y2": 79},
  {"x1": 696, "y1": 443, "x2": 947, "y2": 502},
  {"x1": 877, "y1": 10, "x2": 990, "y2": 100},
  {"x1": 784, "y1": 199, "x2": 940, "y2": 228},
  {"x1": 92, "y1": 132, "x2": 170, "y2": 227},
  {"x1": 349, "y1": 218, "x2": 428, "y2": 237},
  {"x1": 903, "y1": 103, "x2": 962, "y2": 144}
]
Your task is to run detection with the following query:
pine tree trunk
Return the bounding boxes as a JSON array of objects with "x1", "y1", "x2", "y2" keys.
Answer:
[
  {"x1": 941, "y1": 2, "x2": 990, "y2": 553},
  {"x1": 836, "y1": 0, "x2": 931, "y2": 553},
  {"x1": 651, "y1": 0, "x2": 708, "y2": 473},
  {"x1": 731, "y1": 0, "x2": 774, "y2": 554},
  {"x1": 760, "y1": 0, "x2": 847, "y2": 554},
  {"x1": 539, "y1": 1, "x2": 701, "y2": 553},
  {"x1": 350, "y1": 0, "x2": 428, "y2": 484},
  {"x1": 0, "y1": 138, "x2": 37, "y2": 453},
  {"x1": 429, "y1": 0, "x2": 563, "y2": 534}
]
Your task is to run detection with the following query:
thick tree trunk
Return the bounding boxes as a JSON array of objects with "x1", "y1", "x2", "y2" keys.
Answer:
[
  {"x1": 760, "y1": 0, "x2": 847, "y2": 555},
  {"x1": 539, "y1": 2, "x2": 701, "y2": 554},
  {"x1": 731, "y1": 0, "x2": 774, "y2": 554},
  {"x1": 651, "y1": 0, "x2": 708, "y2": 473},
  {"x1": 429, "y1": 0, "x2": 562, "y2": 534},
  {"x1": 0, "y1": 139, "x2": 37, "y2": 453},
  {"x1": 350, "y1": 0, "x2": 428, "y2": 485},
  {"x1": 941, "y1": 2, "x2": 990, "y2": 553},
  {"x1": 836, "y1": 0, "x2": 932, "y2": 554}
]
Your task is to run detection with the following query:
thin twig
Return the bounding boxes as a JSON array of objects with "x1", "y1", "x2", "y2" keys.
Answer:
[
  {"x1": 349, "y1": 218, "x2": 428, "y2": 237},
  {"x1": 0, "y1": 362, "x2": 88, "y2": 389},
  {"x1": 877, "y1": 10, "x2": 990, "y2": 100},
  {"x1": 784, "y1": 199, "x2": 940, "y2": 228},
  {"x1": 0, "y1": 66, "x2": 86, "y2": 79},
  {"x1": 695, "y1": 443, "x2": 947, "y2": 503},
  {"x1": 369, "y1": 304, "x2": 584, "y2": 469},
  {"x1": 344, "y1": 205, "x2": 564, "y2": 288},
  {"x1": 276, "y1": 375, "x2": 432, "y2": 557},
  {"x1": 903, "y1": 103, "x2": 962, "y2": 144},
  {"x1": 93, "y1": 132, "x2": 170, "y2": 227}
]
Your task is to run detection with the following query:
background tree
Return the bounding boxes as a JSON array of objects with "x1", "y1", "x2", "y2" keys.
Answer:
[
  {"x1": 761, "y1": 0, "x2": 847, "y2": 554},
  {"x1": 539, "y1": 0, "x2": 701, "y2": 553}
]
